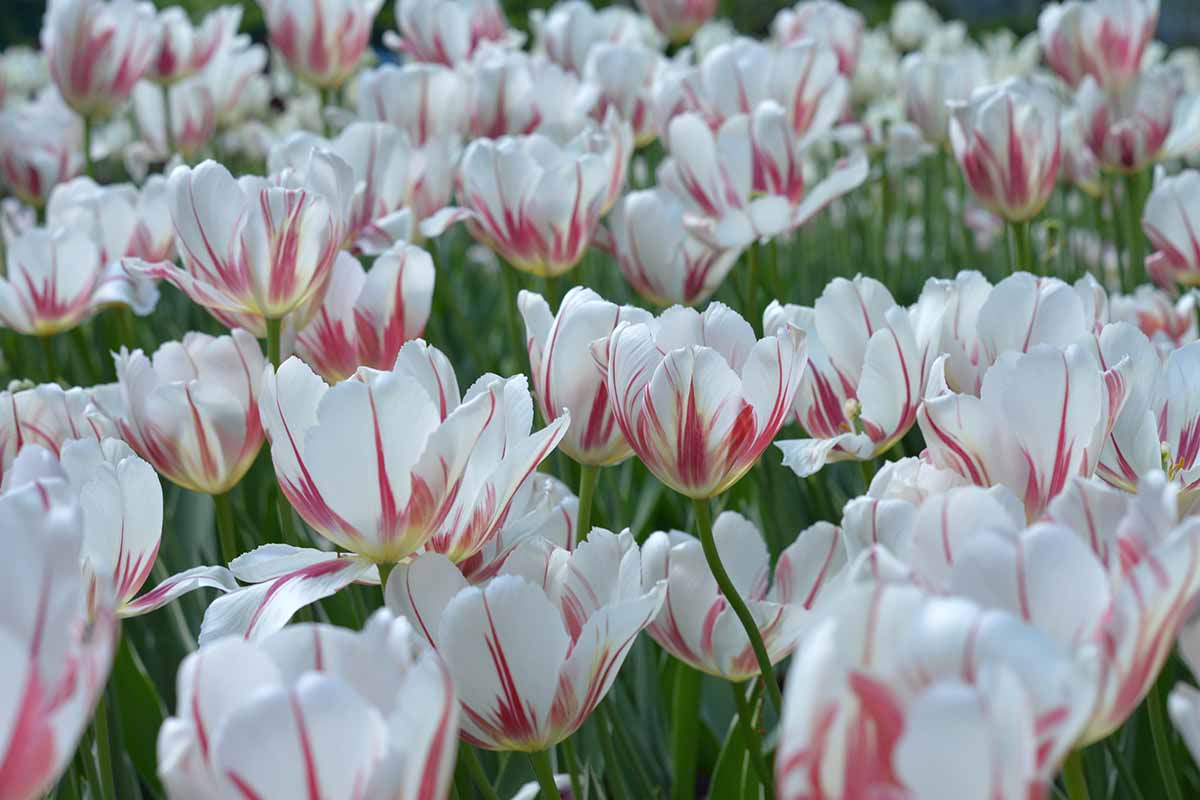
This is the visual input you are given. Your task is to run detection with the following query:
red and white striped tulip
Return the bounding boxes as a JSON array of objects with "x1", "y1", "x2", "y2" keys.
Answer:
[
  {"x1": 643, "y1": 511, "x2": 845, "y2": 680},
  {"x1": 0, "y1": 90, "x2": 83, "y2": 208},
  {"x1": 146, "y1": 5, "x2": 241, "y2": 85},
  {"x1": 159, "y1": 611, "x2": 458, "y2": 800},
  {"x1": 776, "y1": 583, "x2": 1095, "y2": 800},
  {"x1": 95, "y1": 329, "x2": 267, "y2": 496},
  {"x1": 388, "y1": 527, "x2": 664, "y2": 751},
  {"x1": 259, "y1": 339, "x2": 569, "y2": 565},
  {"x1": 41, "y1": 0, "x2": 157, "y2": 118},
  {"x1": 200, "y1": 33, "x2": 267, "y2": 126},
  {"x1": 592, "y1": 302, "x2": 807, "y2": 499},
  {"x1": 290, "y1": 246, "x2": 434, "y2": 384},
  {"x1": 1144, "y1": 169, "x2": 1200, "y2": 287},
  {"x1": 532, "y1": 1, "x2": 660, "y2": 75},
  {"x1": 583, "y1": 42, "x2": 663, "y2": 146},
  {"x1": 770, "y1": 276, "x2": 932, "y2": 477},
  {"x1": 356, "y1": 63, "x2": 471, "y2": 146},
  {"x1": 1109, "y1": 285, "x2": 1197, "y2": 348},
  {"x1": 387, "y1": 0, "x2": 518, "y2": 66},
  {"x1": 1038, "y1": 0, "x2": 1159, "y2": 93},
  {"x1": 422, "y1": 112, "x2": 631, "y2": 277},
  {"x1": 771, "y1": 0, "x2": 865, "y2": 76},
  {"x1": 634, "y1": 0, "x2": 716, "y2": 45},
  {"x1": 901, "y1": 48, "x2": 990, "y2": 145},
  {"x1": 466, "y1": 50, "x2": 589, "y2": 139},
  {"x1": 604, "y1": 187, "x2": 744, "y2": 308},
  {"x1": 919, "y1": 343, "x2": 1129, "y2": 520},
  {"x1": 0, "y1": 467, "x2": 117, "y2": 799},
  {"x1": 0, "y1": 226, "x2": 158, "y2": 336},
  {"x1": 127, "y1": 151, "x2": 355, "y2": 331},
  {"x1": 257, "y1": 0, "x2": 383, "y2": 90},
  {"x1": 518, "y1": 286, "x2": 652, "y2": 466},
  {"x1": 949, "y1": 77, "x2": 1062, "y2": 222},
  {"x1": 0, "y1": 382, "x2": 115, "y2": 488},
  {"x1": 47, "y1": 175, "x2": 175, "y2": 265},
  {"x1": 131, "y1": 79, "x2": 217, "y2": 162}
]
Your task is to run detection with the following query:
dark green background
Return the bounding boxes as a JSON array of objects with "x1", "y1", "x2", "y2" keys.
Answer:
[{"x1": 3, "y1": 1, "x2": 1197, "y2": 50}]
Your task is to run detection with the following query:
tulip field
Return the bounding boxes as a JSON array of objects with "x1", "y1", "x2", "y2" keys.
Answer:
[{"x1": 6, "y1": 0, "x2": 1200, "y2": 798}]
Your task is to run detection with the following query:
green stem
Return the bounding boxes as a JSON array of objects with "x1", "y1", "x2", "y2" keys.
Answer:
[
  {"x1": 1148, "y1": 681, "x2": 1185, "y2": 800},
  {"x1": 266, "y1": 317, "x2": 282, "y2": 368},
  {"x1": 161, "y1": 83, "x2": 175, "y2": 156},
  {"x1": 692, "y1": 497, "x2": 783, "y2": 713},
  {"x1": 214, "y1": 491, "x2": 239, "y2": 565},
  {"x1": 1124, "y1": 171, "x2": 1147, "y2": 288},
  {"x1": 69, "y1": 326, "x2": 102, "y2": 384},
  {"x1": 576, "y1": 464, "x2": 598, "y2": 544},
  {"x1": 498, "y1": 264, "x2": 524, "y2": 374},
  {"x1": 527, "y1": 749, "x2": 560, "y2": 799},
  {"x1": 460, "y1": 742, "x2": 501, "y2": 800},
  {"x1": 40, "y1": 334, "x2": 59, "y2": 383},
  {"x1": 858, "y1": 457, "x2": 877, "y2": 494},
  {"x1": 82, "y1": 115, "x2": 95, "y2": 179},
  {"x1": 115, "y1": 307, "x2": 137, "y2": 350},
  {"x1": 598, "y1": 703, "x2": 630, "y2": 800},
  {"x1": 1061, "y1": 749, "x2": 1089, "y2": 800},
  {"x1": 742, "y1": 240, "x2": 759, "y2": 329},
  {"x1": 1009, "y1": 220, "x2": 1033, "y2": 275},
  {"x1": 91, "y1": 692, "x2": 117, "y2": 800},
  {"x1": 376, "y1": 561, "x2": 395, "y2": 601},
  {"x1": 560, "y1": 738, "x2": 583, "y2": 800},
  {"x1": 670, "y1": 661, "x2": 702, "y2": 800},
  {"x1": 879, "y1": 160, "x2": 893, "y2": 279},
  {"x1": 730, "y1": 681, "x2": 775, "y2": 797}
]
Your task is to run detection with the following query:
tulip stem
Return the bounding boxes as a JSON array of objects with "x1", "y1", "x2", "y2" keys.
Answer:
[
  {"x1": 161, "y1": 83, "x2": 175, "y2": 156},
  {"x1": 858, "y1": 458, "x2": 877, "y2": 493},
  {"x1": 692, "y1": 497, "x2": 783, "y2": 714},
  {"x1": 266, "y1": 317, "x2": 282, "y2": 367},
  {"x1": 576, "y1": 464, "x2": 598, "y2": 544},
  {"x1": 214, "y1": 491, "x2": 239, "y2": 565},
  {"x1": 670, "y1": 661, "x2": 702, "y2": 800},
  {"x1": 1123, "y1": 171, "x2": 1147, "y2": 288},
  {"x1": 1148, "y1": 680, "x2": 1185, "y2": 800},
  {"x1": 498, "y1": 264, "x2": 524, "y2": 373},
  {"x1": 39, "y1": 334, "x2": 59, "y2": 383},
  {"x1": 376, "y1": 561, "x2": 394, "y2": 600},
  {"x1": 1009, "y1": 220, "x2": 1033, "y2": 275},
  {"x1": 460, "y1": 742, "x2": 501, "y2": 800},
  {"x1": 91, "y1": 691, "x2": 117, "y2": 800},
  {"x1": 82, "y1": 115, "x2": 95, "y2": 179},
  {"x1": 528, "y1": 749, "x2": 560, "y2": 799},
  {"x1": 1061, "y1": 749, "x2": 1089, "y2": 800},
  {"x1": 559, "y1": 738, "x2": 583, "y2": 800},
  {"x1": 730, "y1": 680, "x2": 775, "y2": 796}
]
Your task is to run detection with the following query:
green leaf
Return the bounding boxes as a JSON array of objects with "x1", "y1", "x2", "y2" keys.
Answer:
[{"x1": 111, "y1": 634, "x2": 167, "y2": 796}]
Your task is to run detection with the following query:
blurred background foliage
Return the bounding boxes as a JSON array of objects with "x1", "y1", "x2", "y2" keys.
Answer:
[{"x1": 2, "y1": 1, "x2": 1197, "y2": 49}]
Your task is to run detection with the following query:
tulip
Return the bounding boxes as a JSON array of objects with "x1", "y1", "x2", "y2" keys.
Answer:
[
  {"x1": 659, "y1": 107, "x2": 868, "y2": 250},
  {"x1": 93, "y1": 328, "x2": 267, "y2": 497},
  {"x1": 259, "y1": 339, "x2": 568, "y2": 566},
  {"x1": 130, "y1": 79, "x2": 217, "y2": 162},
  {"x1": 771, "y1": 276, "x2": 932, "y2": 477},
  {"x1": 258, "y1": 0, "x2": 383, "y2": 90},
  {"x1": 421, "y1": 112, "x2": 631, "y2": 277},
  {"x1": 291, "y1": 246, "x2": 435, "y2": 383},
  {"x1": 0, "y1": 460, "x2": 117, "y2": 800},
  {"x1": 1076, "y1": 65, "x2": 1200, "y2": 173},
  {"x1": 919, "y1": 343, "x2": 1129, "y2": 520},
  {"x1": 0, "y1": 89, "x2": 83, "y2": 208},
  {"x1": 269, "y1": 122, "x2": 420, "y2": 254},
  {"x1": 388, "y1": 527, "x2": 665, "y2": 751},
  {"x1": 158, "y1": 610, "x2": 458, "y2": 800},
  {"x1": 532, "y1": 1, "x2": 660, "y2": 75},
  {"x1": 776, "y1": 583, "x2": 1094, "y2": 800},
  {"x1": 949, "y1": 77, "x2": 1061, "y2": 225},
  {"x1": 200, "y1": 467, "x2": 576, "y2": 643},
  {"x1": 1143, "y1": 169, "x2": 1200, "y2": 286},
  {"x1": 387, "y1": 0, "x2": 518, "y2": 67},
  {"x1": 771, "y1": 0, "x2": 865, "y2": 76},
  {"x1": 583, "y1": 42, "x2": 663, "y2": 146},
  {"x1": 1039, "y1": 0, "x2": 1159, "y2": 93},
  {"x1": 890, "y1": 0, "x2": 942, "y2": 51},
  {"x1": 47, "y1": 175, "x2": 175, "y2": 265},
  {"x1": 356, "y1": 63, "x2": 471, "y2": 146},
  {"x1": 466, "y1": 50, "x2": 590, "y2": 139},
  {"x1": 900, "y1": 48, "x2": 990, "y2": 145},
  {"x1": 41, "y1": 0, "x2": 157, "y2": 119},
  {"x1": 604, "y1": 187, "x2": 744, "y2": 308},
  {"x1": 199, "y1": 33, "x2": 267, "y2": 127},
  {"x1": 1060, "y1": 107, "x2": 1104, "y2": 196},
  {"x1": 0, "y1": 225, "x2": 158, "y2": 336},
  {"x1": 8, "y1": 440, "x2": 237, "y2": 617},
  {"x1": 0, "y1": 382, "x2": 115, "y2": 487},
  {"x1": 126, "y1": 151, "x2": 355, "y2": 340},
  {"x1": 518, "y1": 286, "x2": 651, "y2": 468},
  {"x1": 643, "y1": 511, "x2": 845, "y2": 680},
  {"x1": 634, "y1": 0, "x2": 716, "y2": 45},
  {"x1": 146, "y1": 5, "x2": 242, "y2": 85},
  {"x1": 1109, "y1": 285, "x2": 1197, "y2": 348}
]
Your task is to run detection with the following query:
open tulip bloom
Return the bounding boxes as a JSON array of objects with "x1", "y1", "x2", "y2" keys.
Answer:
[{"x1": 257, "y1": 0, "x2": 383, "y2": 90}]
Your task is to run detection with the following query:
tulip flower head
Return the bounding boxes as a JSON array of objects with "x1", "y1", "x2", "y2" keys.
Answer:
[
  {"x1": 0, "y1": 382, "x2": 115, "y2": 487},
  {"x1": 519, "y1": 286, "x2": 652, "y2": 466},
  {"x1": 131, "y1": 78, "x2": 217, "y2": 162},
  {"x1": 771, "y1": 0, "x2": 866, "y2": 76},
  {"x1": 47, "y1": 175, "x2": 175, "y2": 265},
  {"x1": 388, "y1": 527, "x2": 665, "y2": 751},
  {"x1": 643, "y1": 512, "x2": 846, "y2": 680},
  {"x1": 592, "y1": 302, "x2": 807, "y2": 498},
  {"x1": 0, "y1": 89, "x2": 82, "y2": 208},
  {"x1": 466, "y1": 49, "x2": 591, "y2": 139},
  {"x1": 94, "y1": 329, "x2": 267, "y2": 496},
  {"x1": 583, "y1": 41, "x2": 664, "y2": 146},
  {"x1": 949, "y1": 77, "x2": 1062, "y2": 222},
  {"x1": 158, "y1": 610, "x2": 458, "y2": 800},
  {"x1": 1039, "y1": 0, "x2": 1160, "y2": 93},
  {"x1": 634, "y1": 0, "x2": 717, "y2": 45},
  {"x1": 147, "y1": 5, "x2": 242, "y2": 85},
  {"x1": 771, "y1": 275, "x2": 933, "y2": 477},
  {"x1": 356, "y1": 62, "x2": 471, "y2": 146},
  {"x1": 1143, "y1": 169, "x2": 1200, "y2": 287},
  {"x1": 532, "y1": 1, "x2": 661, "y2": 75},
  {"x1": 388, "y1": 0, "x2": 518, "y2": 67},
  {"x1": 900, "y1": 48, "x2": 990, "y2": 145},
  {"x1": 41, "y1": 0, "x2": 157, "y2": 119},
  {"x1": 1109, "y1": 285, "x2": 1197, "y2": 348},
  {"x1": 258, "y1": 0, "x2": 383, "y2": 90}
]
